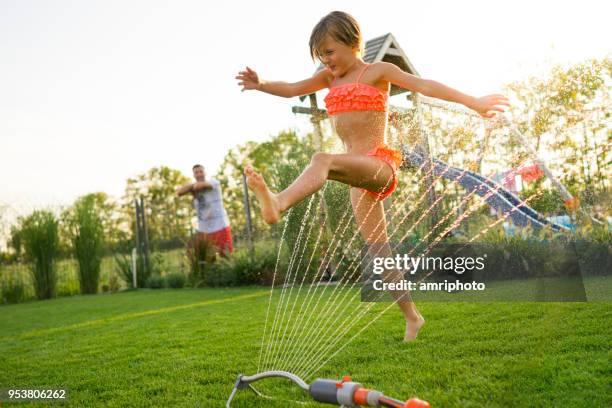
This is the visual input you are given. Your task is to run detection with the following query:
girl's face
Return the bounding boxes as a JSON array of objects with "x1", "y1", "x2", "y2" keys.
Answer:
[{"x1": 317, "y1": 35, "x2": 360, "y2": 77}]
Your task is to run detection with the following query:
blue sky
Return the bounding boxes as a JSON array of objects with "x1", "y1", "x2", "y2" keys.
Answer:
[{"x1": 1, "y1": 0, "x2": 610, "y2": 219}]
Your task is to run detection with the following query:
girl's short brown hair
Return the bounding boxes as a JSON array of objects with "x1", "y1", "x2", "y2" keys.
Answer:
[{"x1": 309, "y1": 11, "x2": 362, "y2": 60}]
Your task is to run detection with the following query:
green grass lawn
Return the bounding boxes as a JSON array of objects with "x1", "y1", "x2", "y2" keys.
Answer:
[{"x1": 1, "y1": 286, "x2": 610, "y2": 407}]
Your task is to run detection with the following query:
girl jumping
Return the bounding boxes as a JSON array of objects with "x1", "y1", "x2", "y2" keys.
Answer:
[{"x1": 236, "y1": 11, "x2": 510, "y2": 341}]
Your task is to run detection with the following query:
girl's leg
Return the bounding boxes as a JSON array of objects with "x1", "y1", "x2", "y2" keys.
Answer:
[
  {"x1": 245, "y1": 152, "x2": 394, "y2": 224},
  {"x1": 349, "y1": 187, "x2": 425, "y2": 341}
]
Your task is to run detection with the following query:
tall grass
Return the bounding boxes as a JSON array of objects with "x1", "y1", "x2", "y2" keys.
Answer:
[
  {"x1": 19, "y1": 210, "x2": 59, "y2": 299},
  {"x1": 115, "y1": 251, "x2": 169, "y2": 288},
  {"x1": 0, "y1": 266, "x2": 26, "y2": 304},
  {"x1": 64, "y1": 197, "x2": 105, "y2": 294},
  {"x1": 115, "y1": 252, "x2": 147, "y2": 289}
]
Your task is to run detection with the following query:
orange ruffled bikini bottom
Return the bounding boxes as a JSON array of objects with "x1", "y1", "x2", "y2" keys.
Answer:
[{"x1": 362, "y1": 145, "x2": 403, "y2": 201}]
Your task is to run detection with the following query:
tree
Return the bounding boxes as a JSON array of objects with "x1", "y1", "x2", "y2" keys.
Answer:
[
  {"x1": 506, "y1": 56, "x2": 611, "y2": 200},
  {"x1": 63, "y1": 195, "x2": 105, "y2": 294},
  {"x1": 19, "y1": 211, "x2": 59, "y2": 299},
  {"x1": 216, "y1": 129, "x2": 322, "y2": 240},
  {"x1": 81, "y1": 192, "x2": 128, "y2": 250},
  {"x1": 122, "y1": 166, "x2": 192, "y2": 248},
  {"x1": 9, "y1": 224, "x2": 22, "y2": 259},
  {"x1": 58, "y1": 192, "x2": 128, "y2": 253}
]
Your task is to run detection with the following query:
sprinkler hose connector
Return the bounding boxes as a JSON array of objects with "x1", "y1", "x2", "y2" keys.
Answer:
[{"x1": 310, "y1": 375, "x2": 430, "y2": 408}]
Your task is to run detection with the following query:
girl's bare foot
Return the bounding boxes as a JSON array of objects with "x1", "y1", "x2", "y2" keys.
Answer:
[
  {"x1": 404, "y1": 313, "x2": 425, "y2": 342},
  {"x1": 244, "y1": 165, "x2": 281, "y2": 224}
]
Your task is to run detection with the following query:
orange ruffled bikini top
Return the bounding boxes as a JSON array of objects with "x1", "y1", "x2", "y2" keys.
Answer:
[{"x1": 324, "y1": 64, "x2": 389, "y2": 116}]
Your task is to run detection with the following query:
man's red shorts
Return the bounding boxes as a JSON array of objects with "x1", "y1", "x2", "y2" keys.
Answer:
[{"x1": 203, "y1": 226, "x2": 234, "y2": 256}]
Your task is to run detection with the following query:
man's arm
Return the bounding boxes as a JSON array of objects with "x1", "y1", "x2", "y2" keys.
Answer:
[
  {"x1": 176, "y1": 183, "x2": 195, "y2": 197},
  {"x1": 192, "y1": 181, "x2": 213, "y2": 192},
  {"x1": 176, "y1": 181, "x2": 214, "y2": 197},
  {"x1": 379, "y1": 62, "x2": 510, "y2": 118}
]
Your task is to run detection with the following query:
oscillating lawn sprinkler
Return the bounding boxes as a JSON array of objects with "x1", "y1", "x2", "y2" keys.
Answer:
[{"x1": 226, "y1": 370, "x2": 430, "y2": 407}]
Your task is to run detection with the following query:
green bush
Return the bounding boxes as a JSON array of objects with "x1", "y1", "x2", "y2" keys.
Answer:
[
  {"x1": 145, "y1": 274, "x2": 166, "y2": 289},
  {"x1": 165, "y1": 272, "x2": 186, "y2": 289},
  {"x1": 64, "y1": 196, "x2": 105, "y2": 294},
  {"x1": 199, "y1": 262, "x2": 238, "y2": 287},
  {"x1": 1, "y1": 274, "x2": 26, "y2": 304},
  {"x1": 108, "y1": 274, "x2": 121, "y2": 292},
  {"x1": 469, "y1": 229, "x2": 611, "y2": 280},
  {"x1": 230, "y1": 249, "x2": 264, "y2": 285},
  {"x1": 115, "y1": 251, "x2": 163, "y2": 289},
  {"x1": 149, "y1": 252, "x2": 168, "y2": 275},
  {"x1": 19, "y1": 211, "x2": 59, "y2": 300},
  {"x1": 578, "y1": 223, "x2": 612, "y2": 244},
  {"x1": 216, "y1": 242, "x2": 284, "y2": 286},
  {"x1": 574, "y1": 239, "x2": 611, "y2": 277},
  {"x1": 115, "y1": 252, "x2": 137, "y2": 288},
  {"x1": 186, "y1": 241, "x2": 285, "y2": 288}
]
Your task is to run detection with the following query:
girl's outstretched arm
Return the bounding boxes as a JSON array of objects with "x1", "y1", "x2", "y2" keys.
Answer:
[
  {"x1": 379, "y1": 62, "x2": 510, "y2": 118},
  {"x1": 236, "y1": 66, "x2": 331, "y2": 98}
]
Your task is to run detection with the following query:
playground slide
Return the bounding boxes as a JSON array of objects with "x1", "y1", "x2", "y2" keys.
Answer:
[{"x1": 401, "y1": 149, "x2": 570, "y2": 232}]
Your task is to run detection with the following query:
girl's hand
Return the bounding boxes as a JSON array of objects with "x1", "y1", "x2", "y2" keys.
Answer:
[
  {"x1": 470, "y1": 94, "x2": 511, "y2": 118},
  {"x1": 236, "y1": 66, "x2": 262, "y2": 92}
]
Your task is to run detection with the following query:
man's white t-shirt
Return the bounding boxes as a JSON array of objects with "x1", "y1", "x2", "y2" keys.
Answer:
[{"x1": 193, "y1": 179, "x2": 230, "y2": 233}]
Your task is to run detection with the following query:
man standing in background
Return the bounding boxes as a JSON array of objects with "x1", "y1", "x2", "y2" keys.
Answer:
[{"x1": 176, "y1": 164, "x2": 233, "y2": 257}]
